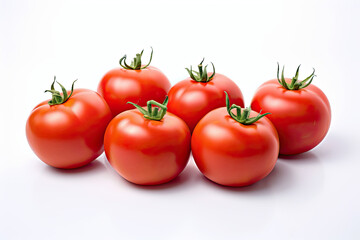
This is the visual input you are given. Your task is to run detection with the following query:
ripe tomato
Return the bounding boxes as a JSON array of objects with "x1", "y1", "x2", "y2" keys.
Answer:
[
  {"x1": 26, "y1": 78, "x2": 112, "y2": 169},
  {"x1": 251, "y1": 64, "x2": 331, "y2": 155},
  {"x1": 97, "y1": 48, "x2": 171, "y2": 116},
  {"x1": 104, "y1": 97, "x2": 191, "y2": 185},
  {"x1": 192, "y1": 92, "x2": 279, "y2": 187},
  {"x1": 167, "y1": 59, "x2": 244, "y2": 132}
]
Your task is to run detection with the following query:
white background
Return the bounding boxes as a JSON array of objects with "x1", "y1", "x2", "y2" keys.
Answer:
[{"x1": 1, "y1": 0, "x2": 359, "y2": 239}]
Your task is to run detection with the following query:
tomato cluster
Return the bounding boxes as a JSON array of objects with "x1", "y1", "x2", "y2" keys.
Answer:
[{"x1": 26, "y1": 49, "x2": 331, "y2": 187}]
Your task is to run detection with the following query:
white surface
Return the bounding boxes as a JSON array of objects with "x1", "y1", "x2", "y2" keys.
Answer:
[{"x1": 1, "y1": 0, "x2": 359, "y2": 239}]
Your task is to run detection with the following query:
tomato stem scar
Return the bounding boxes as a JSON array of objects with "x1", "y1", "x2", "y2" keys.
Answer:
[
  {"x1": 225, "y1": 91, "x2": 270, "y2": 125},
  {"x1": 44, "y1": 76, "x2": 77, "y2": 106},
  {"x1": 185, "y1": 58, "x2": 216, "y2": 82},
  {"x1": 119, "y1": 47, "x2": 153, "y2": 70},
  {"x1": 127, "y1": 96, "x2": 169, "y2": 121},
  {"x1": 276, "y1": 63, "x2": 316, "y2": 90}
]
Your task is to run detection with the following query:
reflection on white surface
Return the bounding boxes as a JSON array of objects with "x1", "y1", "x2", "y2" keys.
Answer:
[
  {"x1": 1, "y1": 0, "x2": 360, "y2": 239},
  {"x1": 0, "y1": 144, "x2": 344, "y2": 240}
]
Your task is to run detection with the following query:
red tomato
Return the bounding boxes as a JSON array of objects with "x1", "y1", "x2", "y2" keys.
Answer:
[
  {"x1": 26, "y1": 78, "x2": 112, "y2": 169},
  {"x1": 250, "y1": 64, "x2": 331, "y2": 155},
  {"x1": 104, "y1": 97, "x2": 191, "y2": 185},
  {"x1": 192, "y1": 92, "x2": 279, "y2": 187},
  {"x1": 167, "y1": 59, "x2": 244, "y2": 132},
  {"x1": 97, "y1": 48, "x2": 171, "y2": 116}
]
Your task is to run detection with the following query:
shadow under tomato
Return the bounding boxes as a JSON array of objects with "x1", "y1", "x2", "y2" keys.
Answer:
[
  {"x1": 122, "y1": 164, "x2": 198, "y2": 191},
  {"x1": 201, "y1": 150, "x2": 324, "y2": 199},
  {"x1": 45, "y1": 159, "x2": 105, "y2": 175},
  {"x1": 310, "y1": 131, "x2": 351, "y2": 162},
  {"x1": 199, "y1": 160, "x2": 294, "y2": 194},
  {"x1": 278, "y1": 151, "x2": 318, "y2": 160},
  {"x1": 102, "y1": 154, "x2": 198, "y2": 190},
  {"x1": 278, "y1": 130, "x2": 346, "y2": 162}
]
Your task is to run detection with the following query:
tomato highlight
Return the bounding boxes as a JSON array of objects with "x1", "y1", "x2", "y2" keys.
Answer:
[
  {"x1": 26, "y1": 77, "x2": 112, "y2": 169},
  {"x1": 251, "y1": 64, "x2": 331, "y2": 155},
  {"x1": 97, "y1": 48, "x2": 171, "y2": 117},
  {"x1": 104, "y1": 97, "x2": 191, "y2": 185},
  {"x1": 192, "y1": 92, "x2": 279, "y2": 187},
  {"x1": 167, "y1": 59, "x2": 244, "y2": 132}
]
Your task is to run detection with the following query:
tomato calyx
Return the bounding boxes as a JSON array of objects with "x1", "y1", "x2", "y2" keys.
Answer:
[
  {"x1": 44, "y1": 76, "x2": 77, "y2": 106},
  {"x1": 127, "y1": 96, "x2": 169, "y2": 121},
  {"x1": 185, "y1": 58, "x2": 216, "y2": 82},
  {"x1": 225, "y1": 91, "x2": 270, "y2": 125},
  {"x1": 277, "y1": 63, "x2": 316, "y2": 90},
  {"x1": 119, "y1": 47, "x2": 153, "y2": 70}
]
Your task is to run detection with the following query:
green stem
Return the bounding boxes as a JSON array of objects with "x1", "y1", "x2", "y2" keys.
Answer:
[
  {"x1": 276, "y1": 62, "x2": 316, "y2": 90},
  {"x1": 119, "y1": 47, "x2": 153, "y2": 70},
  {"x1": 225, "y1": 91, "x2": 270, "y2": 125},
  {"x1": 127, "y1": 96, "x2": 169, "y2": 121},
  {"x1": 185, "y1": 58, "x2": 216, "y2": 82},
  {"x1": 45, "y1": 76, "x2": 77, "y2": 106}
]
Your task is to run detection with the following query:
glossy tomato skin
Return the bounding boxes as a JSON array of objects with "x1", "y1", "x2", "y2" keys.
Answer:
[
  {"x1": 251, "y1": 79, "x2": 331, "y2": 155},
  {"x1": 26, "y1": 89, "x2": 112, "y2": 169},
  {"x1": 167, "y1": 73, "x2": 244, "y2": 132},
  {"x1": 192, "y1": 107, "x2": 279, "y2": 187},
  {"x1": 104, "y1": 110, "x2": 191, "y2": 185},
  {"x1": 97, "y1": 66, "x2": 171, "y2": 116}
]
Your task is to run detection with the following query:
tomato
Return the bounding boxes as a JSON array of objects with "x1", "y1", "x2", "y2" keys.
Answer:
[
  {"x1": 251, "y1": 64, "x2": 331, "y2": 155},
  {"x1": 26, "y1": 78, "x2": 112, "y2": 169},
  {"x1": 192, "y1": 92, "x2": 279, "y2": 187},
  {"x1": 167, "y1": 59, "x2": 244, "y2": 132},
  {"x1": 104, "y1": 97, "x2": 191, "y2": 185},
  {"x1": 97, "y1": 48, "x2": 171, "y2": 116}
]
